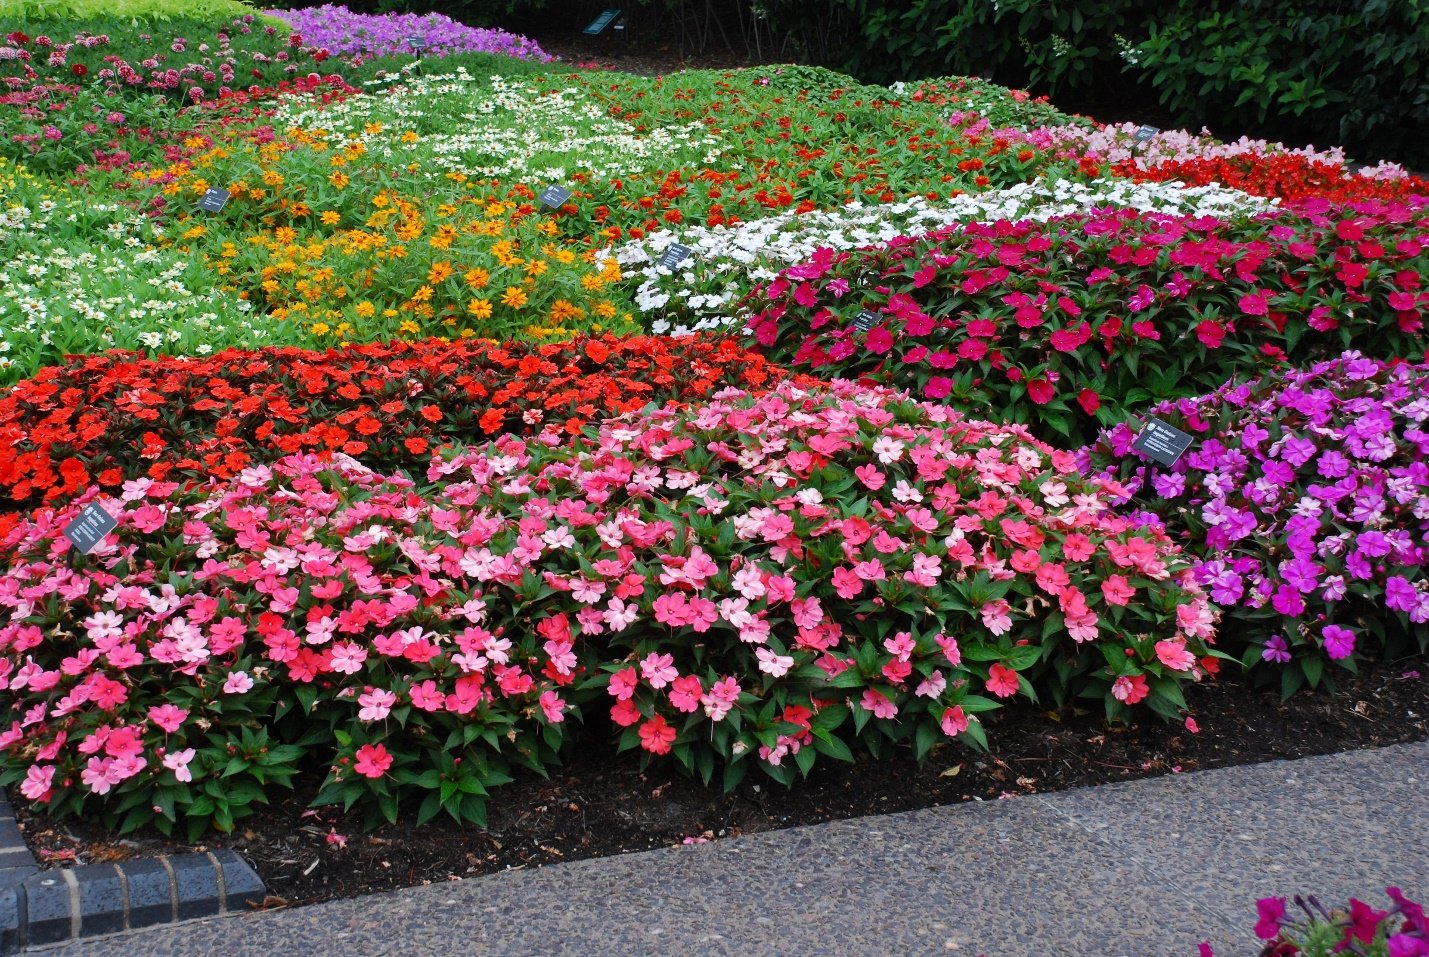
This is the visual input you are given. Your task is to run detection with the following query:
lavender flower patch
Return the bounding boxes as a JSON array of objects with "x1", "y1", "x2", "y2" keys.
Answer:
[
  {"x1": 1081, "y1": 352, "x2": 1429, "y2": 693},
  {"x1": 267, "y1": 4, "x2": 553, "y2": 62}
]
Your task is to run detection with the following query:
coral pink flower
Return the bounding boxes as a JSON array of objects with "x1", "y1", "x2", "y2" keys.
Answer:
[
  {"x1": 353, "y1": 743, "x2": 393, "y2": 779},
  {"x1": 638, "y1": 715, "x2": 677, "y2": 755},
  {"x1": 668, "y1": 674, "x2": 703, "y2": 713},
  {"x1": 1101, "y1": 575, "x2": 1136, "y2": 606},
  {"x1": 939, "y1": 705, "x2": 969, "y2": 737},
  {"x1": 1155, "y1": 638, "x2": 1196, "y2": 672},
  {"x1": 1111, "y1": 674, "x2": 1150, "y2": 704},
  {"x1": 986, "y1": 663, "x2": 1020, "y2": 698},
  {"x1": 608, "y1": 667, "x2": 639, "y2": 700}
]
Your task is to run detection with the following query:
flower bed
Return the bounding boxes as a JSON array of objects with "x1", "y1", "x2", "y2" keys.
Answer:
[
  {"x1": 0, "y1": 334, "x2": 793, "y2": 513},
  {"x1": 0, "y1": 379, "x2": 1214, "y2": 833},
  {"x1": 748, "y1": 199, "x2": 1429, "y2": 443},
  {"x1": 1081, "y1": 353, "x2": 1429, "y2": 695},
  {"x1": 613, "y1": 179, "x2": 1272, "y2": 336},
  {"x1": 266, "y1": 5, "x2": 552, "y2": 62}
]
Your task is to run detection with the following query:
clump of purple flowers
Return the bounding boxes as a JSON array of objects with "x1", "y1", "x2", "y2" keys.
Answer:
[
  {"x1": 265, "y1": 5, "x2": 553, "y2": 62},
  {"x1": 1082, "y1": 352, "x2": 1429, "y2": 692}
]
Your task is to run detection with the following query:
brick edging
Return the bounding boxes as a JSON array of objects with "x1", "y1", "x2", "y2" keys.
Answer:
[{"x1": 0, "y1": 851, "x2": 265, "y2": 953}]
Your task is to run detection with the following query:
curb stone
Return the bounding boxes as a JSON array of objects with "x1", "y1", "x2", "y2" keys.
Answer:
[
  {"x1": 0, "y1": 793, "x2": 265, "y2": 954},
  {"x1": 0, "y1": 851, "x2": 264, "y2": 953}
]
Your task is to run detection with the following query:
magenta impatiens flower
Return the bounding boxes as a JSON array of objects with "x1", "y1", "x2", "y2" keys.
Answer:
[{"x1": 1256, "y1": 897, "x2": 1289, "y2": 939}]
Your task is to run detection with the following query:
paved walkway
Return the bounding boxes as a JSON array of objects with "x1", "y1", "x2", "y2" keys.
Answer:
[{"x1": 34, "y1": 742, "x2": 1429, "y2": 957}]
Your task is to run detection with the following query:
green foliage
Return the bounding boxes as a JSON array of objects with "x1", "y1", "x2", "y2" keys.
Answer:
[
  {"x1": 0, "y1": 0, "x2": 287, "y2": 26},
  {"x1": 754, "y1": 0, "x2": 1428, "y2": 163},
  {"x1": 1132, "y1": 0, "x2": 1429, "y2": 162}
]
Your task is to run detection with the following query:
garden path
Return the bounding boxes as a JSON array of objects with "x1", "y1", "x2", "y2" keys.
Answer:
[{"x1": 32, "y1": 740, "x2": 1428, "y2": 956}]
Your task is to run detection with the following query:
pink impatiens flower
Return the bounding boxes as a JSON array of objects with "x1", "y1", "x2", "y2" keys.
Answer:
[
  {"x1": 939, "y1": 705, "x2": 969, "y2": 737},
  {"x1": 986, "y1": 663, "x2": 1020, "y2": 698},
  {"x1": 668, "y1": 674, "x2": 703, "y2": 713},
  {"x1": 222, "y1": 671, "x2": 254, "y2": 695},
  {"x1": 539, "y1": 690, "x2": 565, "y2": 724},
  {"x1": 640, "y1": 652, "x2": 678, "y2": 689},
  {"x1": 357, "y1": 688, "x2": 397, "y2": 721},
  {"x1": 147, "y1": 703, "x2": 188, "y2": 733},
  {"x1": 1111, "y1": 674, "x2": 1150, "y2": 705},
  {"x1": 162, "y1": 748, "x2": 196, "y2": 783},
  {"x1": 860, "y1": 688, "x2": 898, "y2": 719},
  {"x1": 756, "y1": 646, "x2": 794, "y2": 677},
  {"x1": 1155, "y1": 638, "x2": 1196, "y2": 672},
  {"x1": 353, "y1": 743, "x2": 393, "y2": 779},
  {"x1": 638, "y1": 715, "x2": 677, "y2": 755}
]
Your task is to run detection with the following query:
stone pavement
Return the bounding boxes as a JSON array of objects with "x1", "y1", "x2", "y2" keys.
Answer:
[{"x1": 32, "y1": 741, "x2": 1429, "y2": 957}]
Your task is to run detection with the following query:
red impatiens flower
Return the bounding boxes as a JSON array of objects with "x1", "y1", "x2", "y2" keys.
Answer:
[{"x1": 0, "y1": 334, "x2": 804, "y2": 512}]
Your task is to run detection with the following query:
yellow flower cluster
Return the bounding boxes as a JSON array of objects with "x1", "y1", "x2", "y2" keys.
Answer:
[{"x1": 133, "y1": 126, "x2": 634, "y2": 345}]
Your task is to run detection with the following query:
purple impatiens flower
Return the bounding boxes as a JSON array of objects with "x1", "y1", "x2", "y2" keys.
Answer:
[
  {"x1": 266, "y1": 5, "x2": 553, "y2": 62},
  {"x1": 1261, "y1": 635, "x2": 1293, "y2": 664},
  {"x1": 1082, "y1": 350, "x2": 1429, "y2": 673},
  {"x1": 1321, "y1": 624, "x2": 1357, "y2": 660}
]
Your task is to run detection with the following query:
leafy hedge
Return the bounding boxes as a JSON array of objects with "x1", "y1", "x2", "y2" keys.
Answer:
[{"x1": 754, "y1": 0, "x2": 1429, "y2": 164}]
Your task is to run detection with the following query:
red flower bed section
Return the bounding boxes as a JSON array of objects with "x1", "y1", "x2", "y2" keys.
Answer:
[
  {"x1": 0, "y1": 334, "x2": 798, "y2": 514},
  {"x1": 1114, "y1": 153, "x2": 1429, "y2": 204}
]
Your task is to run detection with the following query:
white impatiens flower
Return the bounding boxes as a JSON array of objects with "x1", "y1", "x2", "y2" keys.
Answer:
[{"x1": 612, "y1": 179, "x2": 1273, "y2": 335}]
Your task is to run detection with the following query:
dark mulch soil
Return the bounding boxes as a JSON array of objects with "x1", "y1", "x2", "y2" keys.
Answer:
[{"x1": 15, "y1": 656, "x2": 1427, "y2": 910}]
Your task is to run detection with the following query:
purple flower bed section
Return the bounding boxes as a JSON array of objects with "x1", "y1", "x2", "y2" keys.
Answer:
[
  {"x1": 1080, "y1": 352, "x2": 1429, "y2": 693},
  {"x1": 266, "y1": 4, "x2": 553, "y2": 62}
]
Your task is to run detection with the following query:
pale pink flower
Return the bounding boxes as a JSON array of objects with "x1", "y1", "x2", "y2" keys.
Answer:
[
  {"x1": 162, "y1": 748, "x2": 196, "y2": 783},
  {"x1": 358, "y1": 688, "x2": 397, "y2": 721}
]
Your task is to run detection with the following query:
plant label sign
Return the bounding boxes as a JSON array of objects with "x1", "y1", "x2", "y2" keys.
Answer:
[
  {"x1": 538, "y1": 184, "x2": 573, "y2": 210},
  {"x1": 407, "y1": 36, "x2": 428, "y2": 51},
  {"x1": 658, "y1": 243, "x2": 692, "y2": 270},
  {"x1": 583, "y1": 8, "x2": 621, "y2": 35},
  {"x1": 1131, "y1": 417, "x2": 1194, "y2": 467},
  {"x1": 1133, "y1": 125, "x2": 1159, "y2": 143},
  {"x1": 197, "y1": 187, "x2": 230, "y2": 213},
  {"x1": 63, "y1": 501, "x2": 118, "y2": 555},
  {"x1": 853, "y1": 310, "x2": 879, "y2": 332}
]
